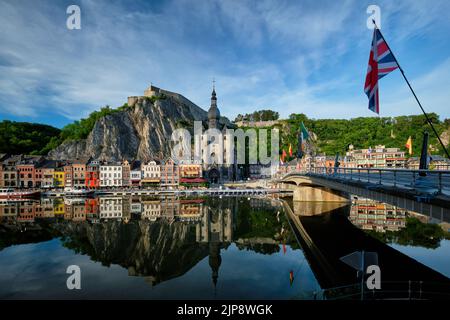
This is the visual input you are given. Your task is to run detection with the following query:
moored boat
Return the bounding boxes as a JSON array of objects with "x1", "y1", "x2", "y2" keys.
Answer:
[
  {"x1": 0, "y1": 188, "x2": 41, "y2": 200},
  {"x1": 63, "y1": 187, "x2": 95, "y2": 197}
]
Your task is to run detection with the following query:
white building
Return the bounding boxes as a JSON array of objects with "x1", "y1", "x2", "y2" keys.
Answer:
[
  {"x1": 130, "y1": 160, "x2": 142, "y2": 187},
  {"x1": 141, "y1": 160, "x2": 161, "y2": 186},
  {"x1": 100, "y1": 162, "x2": 123, "y2": 187}
]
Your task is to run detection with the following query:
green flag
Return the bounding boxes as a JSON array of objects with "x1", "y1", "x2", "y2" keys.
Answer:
[{"x1": 300, "y1": 122, "x2": 309, "y2": 140}]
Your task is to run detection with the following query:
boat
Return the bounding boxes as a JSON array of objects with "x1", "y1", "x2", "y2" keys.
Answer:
[
  {"x1": 0, "y1": 188, "x2": 41, "y2": 200},
  {"x1": 64, "y1": 187, "x2": 95, "y2": 197}
]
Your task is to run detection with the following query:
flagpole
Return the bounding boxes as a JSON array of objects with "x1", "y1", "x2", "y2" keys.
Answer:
[{"x1": 372, "y1": 20, "x2": 450, "y2": 160}]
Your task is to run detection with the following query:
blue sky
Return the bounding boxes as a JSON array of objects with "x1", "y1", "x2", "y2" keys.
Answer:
[{"x1": 1, "y1": 0, "x2": 449, "y2": 128}]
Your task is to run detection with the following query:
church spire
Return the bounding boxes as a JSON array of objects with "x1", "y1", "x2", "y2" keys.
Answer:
[{"x1": 208, "y1": 79, "x2": 220, "y2": 129}]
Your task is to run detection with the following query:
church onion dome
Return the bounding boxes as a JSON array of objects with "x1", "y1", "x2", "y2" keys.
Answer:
[{"x1": 208, "y1": 105, "x2": 220, "y2": 120}]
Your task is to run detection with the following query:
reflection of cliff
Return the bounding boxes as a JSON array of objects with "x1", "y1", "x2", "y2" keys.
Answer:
[
  {"x1": 0, "y1": 222, "x2": 57, "y2": 251},
  {"x1": 58, "y1": 220, "x2": 213, "y2": 285}
]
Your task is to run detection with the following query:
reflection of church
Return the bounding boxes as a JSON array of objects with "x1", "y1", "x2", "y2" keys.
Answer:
[
  {"x1": 196, "y1": 200, "x2": 234, "y2": 288},
  {"x1": 200, "y1": 85, "x2": 239, "y2": 183}
]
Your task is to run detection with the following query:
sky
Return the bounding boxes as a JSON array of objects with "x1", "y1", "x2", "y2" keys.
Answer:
[{"x1": 1, "y1": 0, "x2": 450, "y2": 128}]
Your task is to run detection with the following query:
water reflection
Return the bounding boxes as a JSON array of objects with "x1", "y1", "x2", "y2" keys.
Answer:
[
  {"x1": 0, "y1": 196, "x2": 311, "y2": 299},
  {"x1": 1, "y1": 195, "x2": 449, "y2": 299},
  {"x1": 349, "y1": 197, "x2": 450, "y2": 249}
]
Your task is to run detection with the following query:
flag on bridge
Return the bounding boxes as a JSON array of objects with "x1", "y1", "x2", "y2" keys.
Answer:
[
  {"x1": 405, "y1": 136, "x2": 413, "y2": 155},
  {"x1": 289, "y1": 270, "x2": 294, "y2": 286},
  {"x1": 289, "y1": 144, "x2": 293, "y2": 157},
  {"x1": 364, "y1": 28, "x2": 399, "y2": 114}
]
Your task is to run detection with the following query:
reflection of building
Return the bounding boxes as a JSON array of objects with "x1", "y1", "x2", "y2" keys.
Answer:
[
  {"x1": 130, "y1": 200, "x2": 142, "y2": 215},
  {"x1": 0, "y1": 202, "x2": 19, "y2": 218},
  {"x1": 196, "y1": 201, "x2": 233, "y2": 288},
  {"x1": 17, "y1": 201, "x2": 38, "y2": 222},
  {"x1": 160, "y1": 196, "x2": 179, "y2": 221},
  {"x1": 349, "y1": 198, "x2": 407, "y2": 232},
  {"x1": 178, "y1": 199, "x2": 204, "y2": 221},
  {"x1": 99, "y1": 197, "x2": 123, "y2": 219},
  {"x1": 53, "y1": 200, "x2": 65, "y2": 215},
  {"x1": 142, "y1": 200, "x2": 161, "y2": 221}
]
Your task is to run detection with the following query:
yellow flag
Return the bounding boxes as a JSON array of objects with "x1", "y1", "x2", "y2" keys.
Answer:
[{"x1": 405, "y1": 136, "x2": 412, "y2": 155}]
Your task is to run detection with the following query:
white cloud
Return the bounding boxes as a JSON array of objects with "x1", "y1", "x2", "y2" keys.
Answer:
[{"x1": 0, "y1": 0, "x2": 449, "y2": 124}]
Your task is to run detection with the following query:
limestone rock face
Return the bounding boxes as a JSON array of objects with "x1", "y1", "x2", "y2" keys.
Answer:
[{"x1": 49, "y1": 95, "x2": 230, "y2": 161}]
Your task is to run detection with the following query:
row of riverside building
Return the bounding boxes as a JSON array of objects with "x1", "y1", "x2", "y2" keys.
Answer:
[
  {"x1": 275, "y1": 144, "x2": 450, "y2": 177},
  {"x1": 0, "y1": 154, "x2": 207, "y2": 189}
]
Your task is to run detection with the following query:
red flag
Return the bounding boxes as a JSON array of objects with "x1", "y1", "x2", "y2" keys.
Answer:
[
  {"x1": 282, "y1": 243, "x2": 286, "y2": 254},
  {"x1": 289, "y1": 270, "x2": 294, "y2": 286},
  {"x1": 289, "y1": 144, "x2": 293, "y2": 157},
  {"x1": 281, "y1": 149, "x2": 287, "y2": 163}
]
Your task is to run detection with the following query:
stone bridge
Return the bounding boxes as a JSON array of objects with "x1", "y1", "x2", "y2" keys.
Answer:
[
  {"x1": 277, "y1": 172, "x2": 450, "y2": 223},
  {"x1": 276, "y1": 175, "x2": 350, "y2": 203}
]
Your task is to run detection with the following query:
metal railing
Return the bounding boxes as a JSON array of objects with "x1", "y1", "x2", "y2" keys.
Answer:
[
  {"x1": 320, "y1": 280, "x2": 450, "y2": 300},
  {"x1": 284, "y1": 167, "x2": 450, "y2": 195}
]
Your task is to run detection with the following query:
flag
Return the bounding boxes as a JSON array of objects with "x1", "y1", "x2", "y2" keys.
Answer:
[
  {"x1": 297, "y1": 131, "x2": 304, "y2": 159},
  {"x1": 281, "y1": 149, "x2": 287, "y2": 163},
  {"x1": 289, "y1": 144, "x2": 293, "y2": 157},
  {"x1": 289, "y1": 270, "x2": 294, "y2": 286},
  {"x1": 300, "y1": 122, "x2": 309, "y2": 140},
  {"x1": 364, "y1": 28, "x2": 399, "y2": 114},
  {"x1": 405, "y1": 136, "x2": 412, "y2": 155},
  {"x1": 282, "y1": 243, "x2": 287, "y2": 254}
]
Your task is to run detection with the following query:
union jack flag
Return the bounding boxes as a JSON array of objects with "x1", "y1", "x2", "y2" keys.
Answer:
[{"x1": 364, "y1": 28, "x2": 399, "y2": 114}]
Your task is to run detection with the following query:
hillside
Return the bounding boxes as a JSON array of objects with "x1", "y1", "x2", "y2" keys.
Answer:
[
  {"x1": 279, "y1": 113, "x2": 450, "y2": 157},
  {"x1": 0, "y1": 120, "x2": 60, "y2": 155}
]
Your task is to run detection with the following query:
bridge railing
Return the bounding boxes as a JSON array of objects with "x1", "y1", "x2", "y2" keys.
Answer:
[{"x1": 285, "y1": 167, "x2": 450, "y2": 195}]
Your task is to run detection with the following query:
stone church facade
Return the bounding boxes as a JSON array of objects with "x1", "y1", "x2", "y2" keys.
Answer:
[{"x1": 200, "y1": 86, "x2": 239, "y2": 183}]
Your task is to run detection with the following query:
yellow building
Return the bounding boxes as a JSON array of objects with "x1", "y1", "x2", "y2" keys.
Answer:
[{"x1": 53, "y1": 169, "x2": 65, "y2": 188}]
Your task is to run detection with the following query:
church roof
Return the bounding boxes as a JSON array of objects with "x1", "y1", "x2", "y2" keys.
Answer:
[{"x1": 208, "y1": 105, "x2": 220, "y2": 120}]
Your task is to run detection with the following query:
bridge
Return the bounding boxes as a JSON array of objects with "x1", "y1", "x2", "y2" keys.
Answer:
[{"x1": 277, "y1": 167, "x2": 450, "y2": 223}]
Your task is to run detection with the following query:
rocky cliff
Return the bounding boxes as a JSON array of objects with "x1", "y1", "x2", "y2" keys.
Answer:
[{"x1": 48, "y1": 94, "x2": 231, "y2": 161}]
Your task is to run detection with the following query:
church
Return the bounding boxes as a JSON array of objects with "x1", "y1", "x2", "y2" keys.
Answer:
[{"x1": 200, "y1": 84, "x2": 239, "y2": 183}]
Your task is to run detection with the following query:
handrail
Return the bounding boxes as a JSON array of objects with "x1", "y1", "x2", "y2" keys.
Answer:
[{"x1": 290, "y1": 166, "x2": 450, "y2": 175}]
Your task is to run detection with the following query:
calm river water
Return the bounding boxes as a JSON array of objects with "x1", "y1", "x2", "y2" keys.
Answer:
[{"x1": 0, "y1": 196, "x2": 448, "y2": 299}]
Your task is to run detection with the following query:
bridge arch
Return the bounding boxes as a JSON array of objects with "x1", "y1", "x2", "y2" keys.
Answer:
[{"x1": 279, "y1": 175, "x2": 350, "y2": 203}]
